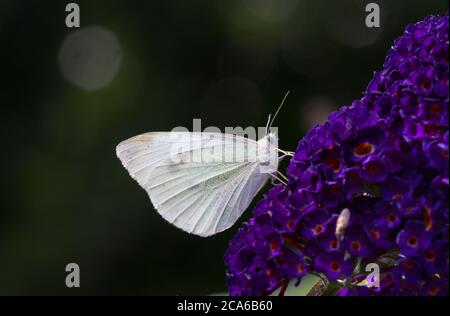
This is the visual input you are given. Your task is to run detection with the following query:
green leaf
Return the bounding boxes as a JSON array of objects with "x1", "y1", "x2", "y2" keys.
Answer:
[
  {"x1": 209, "y1": 274, "x2": 323, "y2": 296},
  {"x1": 271, "y1": 274, "x2": 322, "y2": 296}
]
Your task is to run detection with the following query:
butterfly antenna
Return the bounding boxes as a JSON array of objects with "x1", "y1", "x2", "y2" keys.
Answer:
[
  {"x1": 265, "y1": 114, "x2": 272, "y2": 134},
  {"x1": 269, "y1": 91, "x2": 290, "y2": 131}
]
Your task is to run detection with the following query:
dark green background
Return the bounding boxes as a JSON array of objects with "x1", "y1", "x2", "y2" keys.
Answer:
[{"x1": 0, "y1": 0, "x2": 447, "y2": 295}]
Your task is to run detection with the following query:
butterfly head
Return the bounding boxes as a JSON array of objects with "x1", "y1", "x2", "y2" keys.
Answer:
[{"x1": 257, "y1": 133, "x2": 279, "y2": 174}]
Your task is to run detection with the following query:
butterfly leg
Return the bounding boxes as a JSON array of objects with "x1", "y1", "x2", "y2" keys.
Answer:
[
  {"x1": 276, "y1": 148, "x2": 294, "y2": 156},
  {"x1": 270, "y1": 173, "x2": 287, "y2": 185},
  {"x1": 277, "y1": 170, "x2": 289, "y2": 182}
]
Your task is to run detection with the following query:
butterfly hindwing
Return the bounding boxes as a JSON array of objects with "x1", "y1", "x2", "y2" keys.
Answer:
[{"x1": 116, "y1": 132, "x2": 271, "y2": 236}]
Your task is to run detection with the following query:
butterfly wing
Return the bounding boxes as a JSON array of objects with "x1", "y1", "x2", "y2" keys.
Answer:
[{"x1": 116, "y1": 132, "x2": 270, "y2": 236}]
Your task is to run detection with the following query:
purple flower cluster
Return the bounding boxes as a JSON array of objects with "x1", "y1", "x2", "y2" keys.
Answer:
[{"x1": 225, "y1": 14, "x2": 449, "y2": 296}]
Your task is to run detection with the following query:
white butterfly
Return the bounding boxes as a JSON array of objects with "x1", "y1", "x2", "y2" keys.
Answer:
[{"x1": 116, "y1": 95, "x2": 292, "y2": 237}]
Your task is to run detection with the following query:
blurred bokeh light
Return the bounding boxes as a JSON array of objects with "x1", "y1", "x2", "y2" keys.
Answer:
[
  {"x1": 59, "y1": 26, "x2": 122, "y2": 90},
  {"x1": 299, "y1": 96, "x2": 337, "y2": 129}
]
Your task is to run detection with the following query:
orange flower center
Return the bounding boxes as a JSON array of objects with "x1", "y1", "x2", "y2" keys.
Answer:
[
  {"x1": 425, "y1": 123, "x2": 438, "y2": 134},
  {"x1": 407, "y1": 236, "x2": 418, "y2": 247},
  {"x1": 353, "y1": 142, "x2": 374, "y2": 157},
  {"x1": 367, "y1": 164, "x2": 381, "y2": 176},
  {"x1": 403, "y1": 259, "x2": 413, "y2": 270},
  {"x1": 329, "y1": 240, "x2": 338, "y2": 249},
  {"x1": 443, "y1": 148, "x2": 449, "y2": 159},
  {"x1": 270, "y1": 241, "x2": 279, "y2": 250},
  {"x1": 422, "y1": 80, "x2": 432, "y2": 89},
  {"x1": 346, "y1": 171, "x2": 359, "y2": 182},
  {"x1": 428, "y1": 286, "x2": 439, "y2": 296},
  {"x1": 330, "y1": 261, "x2": 340, "y2": 271},
  {"x1": 351, "y1": 241, "x2": 361, "y2": 251},
  {"x1": 286, "y1": 219, "x2": 295, "y2": 229},
  {"x1": 331, "y1": 185, "x2": 341, "y2": 193},
  {"x1": 369, "y1": 230, "x2": 380, "y2": 239},
  {"x1": 425, "y1": 250, "x2": 436, "y2": 262},
  {"x1": 313, "y1": 224, "x2": 324, "y2": 235},
  {"x1": 387, "y1": 213, "x2": 397, "y2": 223},
  {"x1": 424, "y1": 207, "x2": 433, "y2": 231},
  {"x1": 325, "y1": 157, "x2": 341, "y2": 172},
  {"x1": 430, "y1": 103, "x2": 441, "y2": 114}
]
